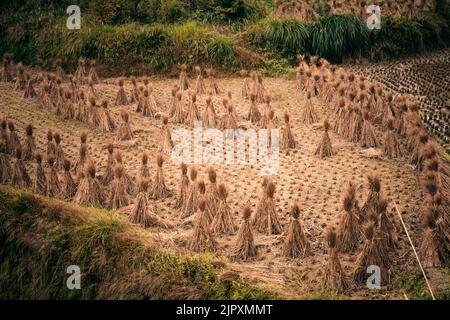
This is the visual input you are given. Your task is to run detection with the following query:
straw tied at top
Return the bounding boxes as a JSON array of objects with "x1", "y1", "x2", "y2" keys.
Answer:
[{"x1": 171, "y1": 121, "x2": 280, "y2": 176}]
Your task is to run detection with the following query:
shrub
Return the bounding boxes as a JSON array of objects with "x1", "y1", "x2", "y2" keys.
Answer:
[
  {"x1": 308, "y1": 14, "x2": 368, "y2": 63},
  {"x1": 368, "y1": 16, "x2": 426, "y2": 60},
  {"x1": 169, "y1": 21, "x2": 240, "y2": 68},
  {"x1": 157, "y1": 0, "x2": 188, "y2": 23},
  {"x1": 247, "y1": 17, "x2": 309, "y2": 57}
]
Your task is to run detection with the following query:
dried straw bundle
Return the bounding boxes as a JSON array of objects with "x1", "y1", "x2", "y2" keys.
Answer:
[
  {"x1": 182, "y1": 167, "x2": 199, "y2": 217},
  {"x1": 149, "y1": 155, "x2": 172, "y2": 199},
  {"x1": 349, "y1": 107, "x2": 363, "y2": 143},
  {"x1": 211, "y1": 184, "x2": 237, "y2": 235},
  {"x1": 74, "y1": 145, "x2": 91, "y2": 183},
  {"x1": 206, "y1": 68, "x2": 220, "y2": 95},
  {"x1": 33, "y1": 153, "x2": 47, "y2": 195},
  {"x1": 337, "y1": 182, "x2": 361, "y2": 252},
  {"x1": 101, "y1": 143, "x2": 115, "y2": 186},
  {"x1": 206, "y1": 167, "x2": 220, "y2": 221},
  {"x1": 222, "y1": 101, "x2": 238, "y2": 130},
  {"x1": 61, "y1": 159, "x2": 76, "y2": 200},
  {"x1": 253, "y1": 181, "x2": 282, "y2": 235},
  {"x1": 323, "y1": 228, "x2": 349, "y2": 294},
  {"x1": 232, "y1": 206, "x2": 257, "y2": 261},
  {"x1": 129, "y1": 76, "x2": 139, "y2": 104},
  {"x1": 176, "y1": 163, "x2": 189, "y2": 209},
  {"x1": 129, "y1": 179, "x2": 164, "y2": 228},
  {"x1": 360, "y1": 111, "x2": 379, "y2": 148},
  {"x1": 116, "y1": 111, "x2": 133, "y2": 141},
  {"x1": 361, "y1": 175, "x2": 382, "y2": 219},
  {"x1": 98, "y1": 101, "x2": 116, "y2": 132},
  {"x1": 178, "y1": 64, "x2": 189, "y2": 90},
  {"x1": 86, "y1": 97, "x2": 100, "y2": 126},
  {"x1": 159, "y1": 117, "x2": 173, "y2": 155},
  {"x1": 168, "y1": 86, "x2": 179, "y2": 117},
  {"x1": 419, "y1": 208, "x2": 449, "y2": 268},
  {"x1": 0, "y1": 139, "x2": 11, "y2": 183},
  {"x1": 114, "y1": 152, "x2": 135, "y2": 196},
  {"x1": 24, "y1": 74, "x2": 37, "y2": 98},
  {"x1": 240, "y1": 69, "x2": 252, "y2": 98},
  {"x1": 247, "y1": 93, "x2": 261, "y2": 124},
  {"x1": 315, "y1": 119, "x2": 333, "y2": 157},
  {"x1": 115, "y1": 78, "x2": 129, "y2": 106},
  {"x1": 260, "y1": 94, "x2": 273, "y2": 128},
  {"x1": 87, "y1": 78, "x2": 97, "y2": 99},
  {"x1": 142, "y1": 89, "x2": 156, "y2": 118},
  {"x1": 46, "y1": 129, "x2": 56, "y2": 159},
  {"x1": 11, "y1": 148, "x2": 31, "y2": 188},
  {"x1": 202, "y1": 96, "x2": 217, "y2": 128},
  {"x1": 7, "y1": 122, "x2": 22, "y2": 156},
  {"x1": 282, "y1": 204, "x2": 311, "y2": 258},
  {"x1": 377, "y1": 197, "x2": 397, "y2": 251},
  {"x1": 188, "y1": 199, "x2": 217, "y2": 252},
  {"x1": 353, "y1": 222, "x2": 389, "y2": 285},
  {"x1": 252, "y1": 73, "x2": 266, "y2": 103},
  {"x1": 252, "y1": 178, "x2": 269, "y2": 228},
  {"x1": 88, "y1": 59, "x2": 100, "y2": 84},
  {"x1": 14, "y1": 64, "x2": 26, "y2": 90},
  {"x1": 281, "y1": 113, "x2": 296, "y2": 150},
  {"x1": 139, "y1": 153, "x2": 151, "y2": 182},
  {"x1": 53, "y1": 132, "x2": 66, "y2": 170},
  {"x1": 171, "y1": 91, "x2": 185, "y2": 124},
  {"x1": 75, "y1": 91, "x2": 87, "y2": 122},
  {"x1": 23, "y1": 124, "x2": 36, "y2": 161},
  {"x1": 46, "y1": 157, "x2": 61, "y2": 197},
  {"x1": 301, "y1": 92, "x2": 318, "y2": 124},
  {"x1": 109, "y1": 165, "x2": 129, "y2": 210},
  {"x1": 74, "y1": 164, "x2": 106, "y2": 207},
  {"x1": 136, "y1": 86, "x2": 145, "y2": 113},
  {"x1": 186, "y1": 93, "x2": 200, "y2": 127},
  {"x1": 194, "y1": 66, "x2": 206, "y2": 95},
  {"x1": 74, "y1": 58, "x2": 86, "y2": 84},
  {"x1": 383, "y1": 120, "x2": 403, "y2": 159}
]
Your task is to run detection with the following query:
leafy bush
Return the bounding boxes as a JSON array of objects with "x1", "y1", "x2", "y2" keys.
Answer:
[
  {"x1": 0, "y1": 1, "x2": 448, "y2": 75},
  {"x1": 368, "y1": 16, "x2": 425, "y2": 60},
  {"x1": 308, "y1": 14, "x2": 368, "y2": 63},
  {"x1": 247, "y1": 17, "x2": 309, "y2": 57}
]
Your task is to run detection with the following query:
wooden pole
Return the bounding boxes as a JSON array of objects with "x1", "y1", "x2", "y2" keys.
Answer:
[{"x1": 393, "y1": 202, "x2": 436, "y2": 300}]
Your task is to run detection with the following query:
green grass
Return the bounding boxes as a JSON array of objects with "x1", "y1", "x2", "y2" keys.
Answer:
[
  {"x1": 0, "y1": 1, "x2": 448, "y2": 75},
  {"x1": 308, "y1": 14, "x2": 368, "y2": 63},
  {"x1": 247, "y1": 17, "x2": 310, "y2": 57},
  {"x1": 0, "y1": 186, "x2": 276, "y2": 299}
]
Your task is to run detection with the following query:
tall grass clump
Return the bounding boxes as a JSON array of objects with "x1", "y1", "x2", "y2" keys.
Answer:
[
  {"x1": 247, "y1": 17, "x2": 310, "y2": 57},
  {"x1": 170, "y1": 21, "x2": 239, "y2": 68},
  {"x1": 0, "y1": 186, "x2": 276, "y2": 299},
  {"x1": 368, "y1": 16, "x2": 425, "y2": 60},
  {"x1": 308, "y1": 14, "x2": 368, "y2": 63}
]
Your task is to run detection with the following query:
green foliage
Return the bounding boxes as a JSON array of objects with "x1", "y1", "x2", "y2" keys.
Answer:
[
  {"x1": 0, "y1": 187, "x2": 275, "y2": 299},
  {"x1": 7, "y1": 193, "x2": 41, "y2": 215},
  {"x1": 247, "y1": 17, "x2": 309, "y2": 56},
  {"x1": 308, "y1": 14, "x2": 368, "y2": 63},
  {"x1": 0, "y1": 1, "x2": 448, "y2": 75},
  {"x1": 169, "y1": 21, "x2": 240, "y2": 68},
  {"x1": 369, "y1": 17, "x2": 423, "y2": 57}
]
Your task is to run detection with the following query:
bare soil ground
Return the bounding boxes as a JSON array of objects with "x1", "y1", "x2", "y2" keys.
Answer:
[{"x1": 0, "y1": 63, "x2": 448, "y2": 299}]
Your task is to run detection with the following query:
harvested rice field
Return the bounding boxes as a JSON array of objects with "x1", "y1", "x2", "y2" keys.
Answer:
[{"x1": 1, "y1": 49, "x2": 449, "y2": 300}]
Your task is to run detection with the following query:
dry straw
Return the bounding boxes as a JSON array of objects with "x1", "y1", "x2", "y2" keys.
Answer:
[
  {"x1": 323, "y1": 228, "x2": 349, "y2": 294},
  {"x1": 282, "y1": 204, "x2": 311, "y2": 259},
  {"x1": 188, "y1": 199, "x2": 217, "y2": 252},
  {"x1": 232, "y1": 205, "x2": 257, "y2": 261}
]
